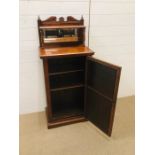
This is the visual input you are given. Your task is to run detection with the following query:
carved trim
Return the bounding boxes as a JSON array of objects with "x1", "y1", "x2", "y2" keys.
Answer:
[
  {"x1": 44, "y1": 16, "x2": 57, "y2": 22},
  {"x1": 38, "y1": 16, "x2": 84, "y2": 26},
  {"x1": 59, "y1": 17, "x2": 65, "y2": 22},
  {"x1": 67, "y1": 16, "x2": 77, "y2": 21}
]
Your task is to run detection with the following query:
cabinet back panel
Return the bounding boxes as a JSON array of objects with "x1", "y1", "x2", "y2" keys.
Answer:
[
  {"x1": 49, "y1": 71, "x2": 84, "y2": 89},
  {"x1": 48, "y1": 56, "x2": 85, "y2": 73},
  {"x1": 51, "y1": 87, "x2": 84, "y2": 118}
]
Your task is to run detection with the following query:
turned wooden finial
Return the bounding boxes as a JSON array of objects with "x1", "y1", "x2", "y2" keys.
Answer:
[
  {"x1": 81, "y1": 15, "x2": 84, "y2": 20},
  {"x1": 81, "y1": 15, "x2": 84, "y2": 24}
]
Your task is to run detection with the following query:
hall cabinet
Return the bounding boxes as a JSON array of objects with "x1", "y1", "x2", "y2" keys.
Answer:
[{"x1": 38, "y1": 16, "x2": 121, "y2": 136}]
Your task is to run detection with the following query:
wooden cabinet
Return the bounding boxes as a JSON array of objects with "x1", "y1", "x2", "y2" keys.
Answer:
[{"x1": 38, "y1": 16, "x2": 121, "y2": 136}]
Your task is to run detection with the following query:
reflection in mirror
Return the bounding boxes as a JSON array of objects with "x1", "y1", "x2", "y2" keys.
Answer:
[{"x1": 44, "y1": 29, "x2": 78, "y2": 38}]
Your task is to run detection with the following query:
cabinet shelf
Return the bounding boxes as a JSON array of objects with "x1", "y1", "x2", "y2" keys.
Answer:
[
  {"x1": 52, "y1": 108, "x2": 84, "y2": 120},
  {"x1": 51, "y1": 84, "x2": 84, "y2": 92},
  {"x1": 49, "y1": 70, "x2": 84, "y2": 89},
  {"x1": 49, "y1": 69, "x2": 84, "y2": 76},
  {"x1": 44, "y1": 36, "x2": 78, "y2": 43},
  {"x1": 48, "y1": 56, "x2": 85, "y2": 73}
]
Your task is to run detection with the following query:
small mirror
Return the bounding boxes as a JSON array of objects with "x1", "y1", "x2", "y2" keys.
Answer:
[
  {"x1": 44, "y1": 29, "x2": 77, "y2": 38},
  {"x1": 44, "y1": 29, "x2": 58, "y2": 38}
]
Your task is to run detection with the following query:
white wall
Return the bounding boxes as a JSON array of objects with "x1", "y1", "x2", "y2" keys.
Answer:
[
  {"x1": 89, "y1": 0, "x2": 135, "y2": 97},
  {"x1": 19, "y1": 0, "x2": 134, "y2": 114}
]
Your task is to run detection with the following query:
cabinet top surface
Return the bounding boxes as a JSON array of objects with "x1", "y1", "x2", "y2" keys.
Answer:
[{"x1": 39, "y1": 46, "x2": 94, "y2": 58}]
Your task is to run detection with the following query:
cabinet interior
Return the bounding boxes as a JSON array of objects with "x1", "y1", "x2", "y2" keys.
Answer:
[{"x1": 48, "y1": 56, "x2": 86, "y2": 119}]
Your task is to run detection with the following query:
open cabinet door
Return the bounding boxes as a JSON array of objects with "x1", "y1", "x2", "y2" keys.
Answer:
[{"x1": 86, "y1": 57, "x2": 121, "y2": 136}]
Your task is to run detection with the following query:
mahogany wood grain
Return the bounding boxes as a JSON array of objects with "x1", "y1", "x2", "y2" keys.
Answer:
[
  {"x1": 44, "y1": 36, "x2": 78, "y2": 43},
  {"x1": 38, "y1": 16, "x2": 84, "y2": 27},
  {"x1": 40, "y1": 46, "x2": 94, "y2": 58}
]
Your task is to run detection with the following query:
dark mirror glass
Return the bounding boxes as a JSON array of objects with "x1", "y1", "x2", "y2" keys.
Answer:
[
  {"x1": 44, "y1": 29, "x2": 77, "y2": 38},
  {"x1": 45, "y1": 30, "x2": 58, "y2": 38}
]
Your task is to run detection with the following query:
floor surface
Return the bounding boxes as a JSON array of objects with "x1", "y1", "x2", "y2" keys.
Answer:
[{"x1": 20, "y1": 96, "x2": 135, "y2": 155}]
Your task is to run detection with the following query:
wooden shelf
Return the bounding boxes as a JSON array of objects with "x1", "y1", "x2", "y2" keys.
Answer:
[
  {"x1": 39, "y1": 25, "x2": 85, "y2": 29},
  {"x1": 52, "y1": 108, "x2": 84, "y2": 120},
  {"x1": 44, "y1": 36, "x2": 78, "y2": 43},
  {"x1": 51, "y1": 84, "x2": 84, "y2": 92},
  {"x1": 49, "y1": 69, "x2": 84, "y2": 76}
]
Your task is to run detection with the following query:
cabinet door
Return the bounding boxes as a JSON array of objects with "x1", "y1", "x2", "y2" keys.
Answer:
[{"x1": 86, "y1": 57, "x2": 121, "y2": 136}]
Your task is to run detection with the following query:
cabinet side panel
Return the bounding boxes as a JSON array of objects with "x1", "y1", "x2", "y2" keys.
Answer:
[{"x1": 43, "y1": 59, "x2": 52, "y2": 121}]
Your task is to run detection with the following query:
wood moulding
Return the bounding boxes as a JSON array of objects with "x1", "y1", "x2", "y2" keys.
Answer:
[
  {"x1": 47, "y1": 116, "x2": 87, "y2": 129},
  {"x1": 44, "y1": 36, "x2": 78, "y2": 43},
  {"x1": 38, "y1": 16, "x2": 84, "y2": 26},
  {"x1": 39, "y1": 46, "x2": 94, "y2": 58}
]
